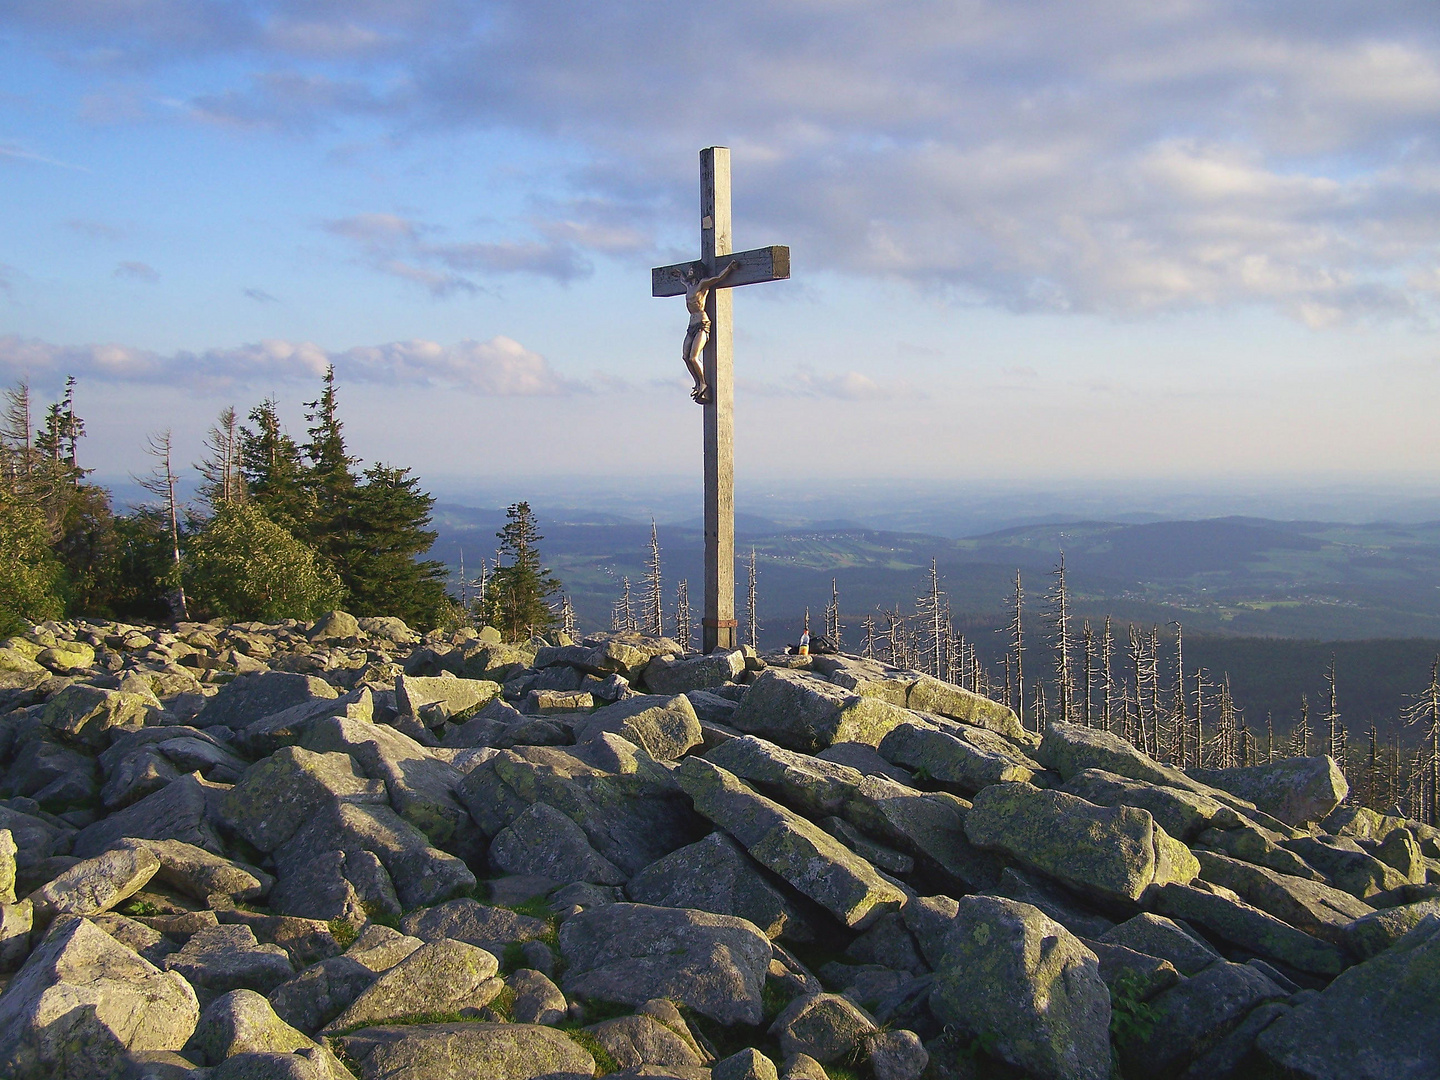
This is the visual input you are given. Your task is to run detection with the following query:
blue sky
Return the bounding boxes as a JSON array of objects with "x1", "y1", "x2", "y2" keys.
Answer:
[{"x1": 2, "y1": 1, "x2": 1439, "y2": 492}]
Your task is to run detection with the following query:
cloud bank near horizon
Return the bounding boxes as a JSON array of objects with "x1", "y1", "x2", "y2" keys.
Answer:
[
  {"x1": 0, "y1": 334, "x2": 901, "y2": 404},
  {"x1": 0, "y1": 334, "x2": 574, "y2": 396}
]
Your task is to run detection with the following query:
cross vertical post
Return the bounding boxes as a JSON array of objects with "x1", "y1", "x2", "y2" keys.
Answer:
[
  {"x1": 701, "y1": 147, "x2": 736, "y2": 653},
  {"x1": 652, "y1": 147, "x2": 789, "y2": 654}
]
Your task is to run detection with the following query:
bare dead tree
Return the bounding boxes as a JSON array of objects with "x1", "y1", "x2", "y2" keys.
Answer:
[
  {"x1": 1291, "y1": 695, "x2": 1312, "y2": 758},
  {"x1": 136, "y1": 429, "x2": 188, "y2": 622},
  {"x1": 1146, "y1": 625, "x2": 1163, "y2": 758},
  {"x1": 1364, "y1": 721, "x2": 1380, "y2": 811},
  {"x1": 1192, "y1": 668, "x2": 1209, "y2": 770},
  {"x1": 947, "y1": 621, "x2": 964, "y2": 687},
  {"x1": 1004, "y1": 571, "x2": 1026, "y2": 730},
  {"x1": 474, "y1": 556, "x2": 488, "y2": 624},
  {"x1": 455, "y1": 550, "x2": 483, "y2": 624},
  {"x1": 642, "y1": 521, "x2": 664, "y2": 638},
  {"x1": 611, "y1": 577, "x2": 637, "y2": 633},
  {"x1": 917, "y1": 559, "x2": 947, "y2": 678},
  {"x1": 1212, "y1": 675, "x2": 1239, "y2": 769},
  {"x1": 1045, "y1": 553, "x2": 1076, "y2": 723},
  {"x1": 1407, "y1": 744, "x2": 1430, "y2": 822},
  {"x1": 197, "y1": 405, "x2": 244, "y2": 510},
  {"x1": 825, "y1": 577, "x2": 844, "y2": 650},
  {"x1": 1403, "y1": 655, "x2": 1440, "y2": 825},
  {"x1": 558, "y1": 594, "x2": 577, "y2": 638},
  {"x1": 1237, "y1": 710, "x2": 1256, "y2": 768},
  {"x1": 1127, "y1": 624, "x2": 1152, "y2": 752},
  {"x1": 861, "y1": 614, "x2": 876, "y2": 660},
  {"x1": 675, "y1": 580, "x2": 693, "y2": 653},
  {"x1": 884, "y1": 606, "x2": 910, "y2": 669},
  {"x1": 1081, "y1": 619, "x2": 1095, "y2": 728},
  {"x1": 1323, "y1": 655, "x2": 1344, "y2": 761},
  {"x1": 1170, "y1": 622, "x2": 1187, "y2": 765},
  {"x1": 745, "y1": 547, "x2": 760, "y2": 649},
  {"x1": 1101, "y1": 615, "x2": 1115, "y2": 733},
  {"x1": 1121, "y1": 680, "x2": 1139, "y2": 748}
]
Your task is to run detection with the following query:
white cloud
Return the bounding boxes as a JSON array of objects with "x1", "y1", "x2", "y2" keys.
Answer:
[
  {"x1": 336, "y1": 337, "x2": 575, "y2": 395},
  {"x1": 0, "y1": 333, "x2": 575, "y2": 395},
  {"x1": 323, "y1": 213, "x2": 590, "y2": 292},
  {"x1": 743, "y1": 365, "x2": 910, "y2": 401},
  {"x1": 12, "y1": 0, "x2": 1440, "y2": 322}
]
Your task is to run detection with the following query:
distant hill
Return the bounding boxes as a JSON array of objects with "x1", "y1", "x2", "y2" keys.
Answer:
[{"x1": 429, "y1": 506, "x2": 1440, "y2": 738}]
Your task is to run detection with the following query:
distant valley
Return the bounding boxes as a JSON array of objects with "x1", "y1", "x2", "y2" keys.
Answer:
[{"x1": 431, "y1": 505, "x2": 1440, "y2": 735}]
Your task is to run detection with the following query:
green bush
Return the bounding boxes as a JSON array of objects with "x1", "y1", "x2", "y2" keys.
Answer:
[
  {"x1": 184, "y1": 502, "x2": 343, "y2": 622},
  {"x1": 0, "y1": 490, "x2": 64, "y2": 636}
]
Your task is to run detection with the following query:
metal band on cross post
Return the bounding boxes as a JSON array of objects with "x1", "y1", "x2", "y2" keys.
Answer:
[{"x1": 652, "y1": 147, "x2": 790, "y2": 653}]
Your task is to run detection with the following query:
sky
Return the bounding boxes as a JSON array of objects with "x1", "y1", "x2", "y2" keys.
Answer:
[{"x1": 2, "y1": 1, "x2": 1440, "y2": 499}]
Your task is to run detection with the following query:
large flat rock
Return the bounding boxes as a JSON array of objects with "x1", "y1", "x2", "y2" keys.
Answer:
[
  {"x1": 559, "y1": 902, "x2": 771, "y2": 1026},
  {"x1": 728, "y1": 668, "x2": 913, "y2": 752},
  {"x1": 930, "y1": 896, "x2": 1111, "y2": 1080},
  {"x1": 339, "y1": 1022, "x2": 594, "y2": 1080},
  {"x1": 676, "y1": 757, "x2": 906, "y2": 930},
  {"x1": 964, "y1": 782, "x2": 1198, "y2": 903},
  {"x1": 0, "y1": 915, "x2": 199, "y2": 1080},
  {"x1": 1192, "y1": 756, "x2": 1348, "y2": 827},
  {"x1": 1257, "y1": 915, "x2": 1440, "y2": 1079},
  {"x1": 626, "y1": 830, "x2": 800, "y2": 940},
  {"x1": 197, "y1": 672, "x2": 338, "y2": 730}
]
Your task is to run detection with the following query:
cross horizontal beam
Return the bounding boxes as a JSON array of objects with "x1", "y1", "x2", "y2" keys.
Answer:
[{"x1": 651, "y1": 244, "x2": 790, "y2": 297}]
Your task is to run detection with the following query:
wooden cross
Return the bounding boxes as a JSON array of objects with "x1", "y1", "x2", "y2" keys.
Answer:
[{"x1": 652, "y1": 146, "x2": 790, "y2": 653}]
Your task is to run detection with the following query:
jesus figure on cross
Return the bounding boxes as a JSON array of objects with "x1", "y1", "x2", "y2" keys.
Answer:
[
  {"x1": 681, "y1": 260, "x2": 740, "y2": 404},
  {"x1": 652, "y1": 147, "x2": 789, "y2": 651}
]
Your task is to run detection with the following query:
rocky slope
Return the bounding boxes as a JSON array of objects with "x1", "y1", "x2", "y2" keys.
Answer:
[{"x1": 0, "y1": 611, "x2": 1437, "y2": 1080}]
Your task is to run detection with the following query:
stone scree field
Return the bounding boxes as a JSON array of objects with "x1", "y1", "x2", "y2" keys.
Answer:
[{"x1": 0, "y1": 612, "x2": 1436, "y2": 1080}]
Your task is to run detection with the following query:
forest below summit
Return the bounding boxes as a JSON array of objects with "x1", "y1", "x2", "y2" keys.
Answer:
[{"x1": 0, "y1": 370, "x2": 453, "y2": 637}]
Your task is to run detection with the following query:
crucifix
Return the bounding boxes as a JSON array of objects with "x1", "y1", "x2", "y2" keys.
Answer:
[{"x1": 653, "y1": 146, "x2": 790, "y2": 653}]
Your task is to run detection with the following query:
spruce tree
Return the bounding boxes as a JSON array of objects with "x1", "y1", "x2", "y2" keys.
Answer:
[
  {"x1": 197, "y1": 406, "x2": 245, "y2": 510},
  {"x1": 302, "y1": 365, "x2": 358, "y2": 562},
  {"x1": 343, "y1": 464, "x2": 450, "y2": 627},
  {"x1": 239, "y1": 399, "x2": 313, "y2": 536},
  {"x1": 488, "y1": 501, "x2": 560, "y2": 639}
]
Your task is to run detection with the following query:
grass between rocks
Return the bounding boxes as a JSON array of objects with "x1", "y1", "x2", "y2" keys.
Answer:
[
  {"x1": 327, "y1": 919, "x2": 360, "y2": 950},
  {"x1": 327, "y1": 1010, "x2": 480, "y2": 1039},
  {"x1": 761, "y1": 980, "x2": 791, "y2": 1023},
  {"x1": 117, "y1": 898, "x2": 161, "y2": 918},
  {"x1": 931, "y1": 1025, "x2": 1028, "y2": 1079},
  {"x1": 328, "y1": 1037, "x2": 364, "y2": 1078},
  {"x1": 492, "y1": 892, "x2": 553, "y2": 921},
  {"x1": 676, "y1": 1003, "x2": 780, "y2": 1070},
  {"x1": 483, "y1": 890, "x2": 565, "y2": 975},
  {"x1": 486, "y1": 984, "x2": 517, "y2": 1023},
  {"x1": 558, "y1": 1028, "x2": 620, "y2": 1074},
  {"x1": 362, "y1": 901, "x2": 401, "y2": 930}
]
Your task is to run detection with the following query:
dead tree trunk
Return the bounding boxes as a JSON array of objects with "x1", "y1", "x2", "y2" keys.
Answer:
[
  {"x1": 1047, "y1": 553, "x2": 1074, "y2": 723},
  {"x1": 745, "y1": 548, "x2": 760, "y2": 649},
  {"x1": 136, "y1": 430, "x2": 188, "y2": 622},
  {"x1": 643, "y1": 521, "x2": 664, "y2": 638},
  {"x1": 675, "y1": 580, "x2": 693, "y2": 653}
]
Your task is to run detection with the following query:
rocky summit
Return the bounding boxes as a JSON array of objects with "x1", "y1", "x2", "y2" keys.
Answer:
[{"x1": 0, "y1": 615, "x2": 1435, "y2": 1080}]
